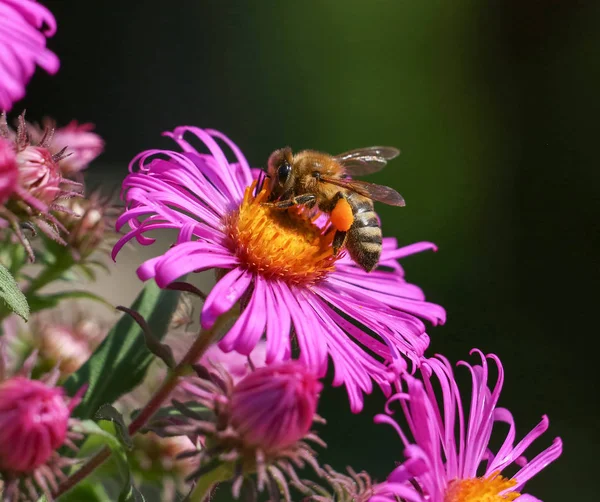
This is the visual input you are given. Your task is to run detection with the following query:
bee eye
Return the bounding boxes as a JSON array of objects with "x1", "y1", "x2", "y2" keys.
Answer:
[{"x1": 278, "y1": 162, "x2": 291, "y2": 184}]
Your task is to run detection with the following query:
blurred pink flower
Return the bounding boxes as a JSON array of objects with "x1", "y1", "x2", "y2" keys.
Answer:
[
  {"x1": 0, "y1": 137, "x2": 18, "y2": 204},
  {"x1": 369, "y1": 350, "x2": 562, "y2": 502},
  {"x1": 28, "y1": 119, "x2": 104, "y2": 176},
  {"x1": 230, "y1": 362, "x2": 321, "y2": 452},
  {"x1": 113, "y1": 126, "x2": 445, "y2": 412},
  {"x1": 0, "y1": 0, "x2": 59, "y2": 111}
]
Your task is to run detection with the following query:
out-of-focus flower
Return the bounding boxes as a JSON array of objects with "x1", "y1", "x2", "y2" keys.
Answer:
[
  {"x1": 0, "y1": 0, "x2": 59, "y2": 112},
  {"x1": 163, "y1": 360, "x2": 326, "y2": 501},
  {"x1": 0, "y1": 348, "x2": 85, "y2": 501},
  {"x1": 3, "y1": 308, "x2": 107, "y2": 380},
  {"x1": 0, "y1": 137, "x2": 18, "y2": 204},
  {"x1": 0, "y1": 113, "x2": 82, "y2": 260},
  {"x1": 34, "y1": 316, "x2": 106, "y2": 377},
  {"x1": 27, "y1": 119, "x2": 104, "y2": 176},
  {"x1": 113, "y1": 126, "x2": 445, "y2": 412},
  {"x1": 369, "y1": 350, "x2": 563, "y2": 502}
]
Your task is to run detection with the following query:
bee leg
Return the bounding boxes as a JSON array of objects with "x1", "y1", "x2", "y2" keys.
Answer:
[
  {"x1": 262, "y1": 193, "x2": 316, "y2": 209},
  {"x1": 332, "y1": 230, "x2": 347, "y2": 256}
]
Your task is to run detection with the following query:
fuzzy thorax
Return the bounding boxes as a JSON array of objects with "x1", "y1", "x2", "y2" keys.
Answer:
[{"x1": 225, "y1": 182, "x2": 337, "y2": 285}]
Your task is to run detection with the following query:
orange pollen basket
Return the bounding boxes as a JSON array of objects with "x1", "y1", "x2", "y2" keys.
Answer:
[
  {"x1": 224, "y1": 181, "x2": 337, "y2": 286},
  {"x1": 445, "y1": 473, "x2": 520, "y2": 502}
]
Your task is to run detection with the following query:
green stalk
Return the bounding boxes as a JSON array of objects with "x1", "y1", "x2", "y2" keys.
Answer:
[
  {"x1": 53, "y1": 311, "x2": 233, "y2": 500},
  {"x1": 188, "y1": 463, "x2": 234, "y2": 502}
]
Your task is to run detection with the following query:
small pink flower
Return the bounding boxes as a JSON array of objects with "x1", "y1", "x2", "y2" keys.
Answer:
[
  {"x1": 0, "y1": 377, "x2": 77, "y2": 473},
  {"x1": 16, "y1": 144, "x2": 62, "y2": 206},
  {"x1": 230, "y1": 362, "x2": 321, "y2": 452},
  {"x1": 370, "y1": 350, "x2": 563, "y2": 502},
  {"x1": 0, "y1": 0, "x2": 59, "y2": 111},
  {"x1": 0, "y1": 137, "x2": 18, "y2": 204}
]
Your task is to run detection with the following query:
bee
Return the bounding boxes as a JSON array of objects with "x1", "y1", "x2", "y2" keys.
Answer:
[{"x1": 264, "y1": 146, "x2": 405, "y2": 272}]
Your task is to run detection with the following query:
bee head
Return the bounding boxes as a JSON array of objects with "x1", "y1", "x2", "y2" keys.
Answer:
[{"x1": 267, "y1": 147, "x2": 294, "y2": 197}]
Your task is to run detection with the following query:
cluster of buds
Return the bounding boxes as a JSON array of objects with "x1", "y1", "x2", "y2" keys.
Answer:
[
  {"x1": 0, "y1": 113, "x2": 82, "y2": 260},
  {"x1": 159, "y1": 359, "x2": 326, "y2": 501},
  {"x1": 0, "y1": 348, "x2": 85, "y2": 501},
  {"x1": 0, "y1": 112, "x2": 106, "y2": 262}
]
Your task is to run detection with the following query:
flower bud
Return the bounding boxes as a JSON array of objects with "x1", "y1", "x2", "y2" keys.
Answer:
[
  {"x1": 0, "y1": 138, "x2": 18, "y2": 205},
  {"x1": 16, "y1": 145, "x2": 62, "y2": 206},
  {"x1": 55, "y1": 190, "x2": 116, "y2": 260},
  {"x1": 0, "y1": 377, "x2": 71, "y2": 473},
  {"x1": 230, "y1": 362, "x2": 321, "y2": 452}
]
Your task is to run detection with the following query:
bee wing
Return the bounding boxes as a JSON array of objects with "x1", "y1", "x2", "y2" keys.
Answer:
[
  {"x1": 334, "y1": 146, "x2": 401, "y2": 176},
  {"x1": 320, "y1": 176, "x2": 406, "y2": 207}
]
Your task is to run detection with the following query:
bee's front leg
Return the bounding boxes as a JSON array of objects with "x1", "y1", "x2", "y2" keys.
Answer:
[{"x1": 262, "y1": 194, "x2": 316, "y2": 209}]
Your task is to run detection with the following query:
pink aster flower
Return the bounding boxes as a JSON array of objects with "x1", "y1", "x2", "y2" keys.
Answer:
[
  {"x1": 113, "y1": 126, "x2": 446, "y2": 412},
  {"x1": 0, "y1": 0, "x2": 59, "y2": 111},
  {"x1": 0, "y1": 349, "x2": 85, "y2": 501},
  {"x1": 370, "y1": 350, "x2": 563, "y2": 502},
  {"x1": 0, "y1": 137, "x2": 18, "y2": 204}
]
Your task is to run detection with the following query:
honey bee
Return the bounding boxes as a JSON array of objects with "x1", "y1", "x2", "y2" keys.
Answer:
[{"x1": 264, "y1": 146, "x2": 405, "y2": 272}]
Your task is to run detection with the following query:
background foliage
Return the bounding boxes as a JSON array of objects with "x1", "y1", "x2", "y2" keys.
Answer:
[{"x1": 20, "y1": 1, "x2": 599, "y2": 499}]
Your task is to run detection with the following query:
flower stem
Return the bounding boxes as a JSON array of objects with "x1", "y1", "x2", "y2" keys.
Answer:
[
  {"x1": 188, "y1": 463, "x2": 234, "y2": 502},
  {"x1": 53, "y1": 314, "x2": 229, "y2": 499}
]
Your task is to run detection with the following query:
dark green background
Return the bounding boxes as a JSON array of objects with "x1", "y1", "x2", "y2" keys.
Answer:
[{"x1": 21, "y1": 1, "x2": 598, "y2": 499}]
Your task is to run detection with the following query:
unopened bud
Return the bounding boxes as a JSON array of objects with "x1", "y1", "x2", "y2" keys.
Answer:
[
  {"x1": 230, "y1": 362, "x2": 321, "y2": 452},
  {"x1": 0, "y1": 377, "x2": 71, "y2": 473}
]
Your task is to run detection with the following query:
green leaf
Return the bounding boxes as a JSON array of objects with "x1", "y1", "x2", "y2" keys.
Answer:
[
  {"x1": 72, "y1": 420, "x2": 144, "y2": 502},
  {"x1": 63, "y1": 280, "x2": 182, "y2": 419},
  {"x1": 0, "y1": 263, "x2": 29, "y2": 321},
  {"x1": 94, "y1": 404, "x2": 133, "y2": 450},
  {"x1": 118, "y1": 483, "x2": 145, "y2": 502},
  {"x1": 28, "y1": 290, "x2": 113, "y2": 313}
]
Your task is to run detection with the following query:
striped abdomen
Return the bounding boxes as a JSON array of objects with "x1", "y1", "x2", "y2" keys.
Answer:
[{"x1": 346, "y1": 193, "x2": 382, "y2": 272}]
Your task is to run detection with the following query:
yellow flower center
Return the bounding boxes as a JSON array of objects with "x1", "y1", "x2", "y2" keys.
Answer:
[
  {"x1": 225, "y1": 182, "x2": 337, "y2": 285},
  {"x1": 445, "y1": 473, "x2": 520, "y2": 502}
]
